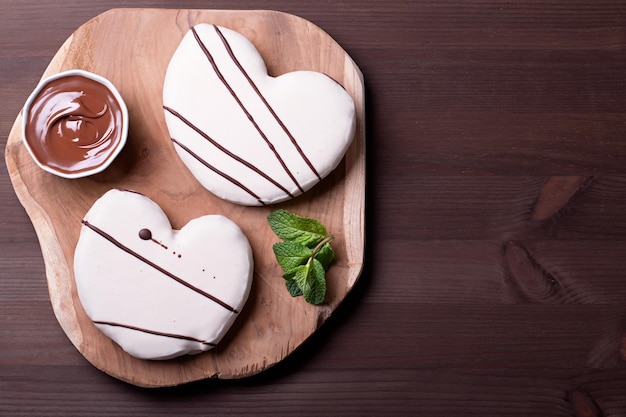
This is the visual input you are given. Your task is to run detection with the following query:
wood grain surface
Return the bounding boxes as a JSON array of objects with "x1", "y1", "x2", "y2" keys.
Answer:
[
  {"x1": 4, "y1": 8, "x2": 365, "y2": 387},
  {"x1": 2, "y1": 0, "x2": 626, "y2": 415}
]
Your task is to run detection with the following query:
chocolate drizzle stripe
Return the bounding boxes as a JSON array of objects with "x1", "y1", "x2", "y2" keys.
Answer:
[
  {"x1": 93, "y1": 320, "x2": 217, "y2": 346},
  {"x1": 164, "y1": 105, "x2": 291, "y2": 200},
  {"x1": 81, "y1": 220, "x2": 238, "y2": 313},
  {"x1": 171, "y1": 137, "x2": 265, "y2": 205},
  {"x1": 115, "y1": 188, "x2": 143, "y2": 195},
  {"x1": 212, "y1": 25, "x2": 321, "y2": 181},
  {"x1": 191, "y1": 26, "x2": 305, "y2": 193}
]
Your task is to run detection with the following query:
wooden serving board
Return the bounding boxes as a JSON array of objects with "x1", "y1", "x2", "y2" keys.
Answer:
[{"x1": 4, "y1": 9, "x2": 365, "y2": 387}]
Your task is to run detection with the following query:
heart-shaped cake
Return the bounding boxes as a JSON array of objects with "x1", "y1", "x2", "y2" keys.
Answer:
[
  {"x1": 162, "y1": 23, "x2": 356, "y2": 206},
  {"x1": 73, "y1": 189, "x2": 253, "y2": 360}
]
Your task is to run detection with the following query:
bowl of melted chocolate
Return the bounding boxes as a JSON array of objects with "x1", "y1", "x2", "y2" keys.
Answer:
[{"x1": 22, "y1": 69, "x2": 128, "y2": 179}]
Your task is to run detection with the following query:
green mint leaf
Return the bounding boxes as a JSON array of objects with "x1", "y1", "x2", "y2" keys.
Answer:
[
  {"x1": 289, "y1": 260, "x2": 326, "y2": 305},
  {"x1": 314, "y1": 242, "x2": 335, "y2": 270},
  {"x1": 267, "y1": 209, "x2": 327, "y2": 248},
  {"x1": 273, "y1": 241, "x2": 312, "y2": 271},
  {"x1": 285, "y1": 277, "x2": 303, "y2": 297},
  {"x1": 282, "y1": 269, "x2": 303, "y2": 296},
  {"x1": 305, "y1": 259, "x2": 326, "y2": 305},
  {"x1": 282, "y1": 268, "x2": 297, "y2": 279},
  {"x1": 268, "y1": 209, "x2": 334, "y2": 305},
  {"x1": 290, "y1": 265, "x2": 309, "y2": 292}
]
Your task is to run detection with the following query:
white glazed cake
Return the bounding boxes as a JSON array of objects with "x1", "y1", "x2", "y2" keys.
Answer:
[
  {"x1": 73, "y1": 189, "x2": 253, "y2": 360},
  {"x1": 162, "y1": 23, "x2": 356, "y2": 206}
]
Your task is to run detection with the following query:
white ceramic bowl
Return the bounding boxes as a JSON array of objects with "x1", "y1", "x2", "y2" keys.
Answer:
[{"x1": 21, "y1": 69, "x2": 129, "y2": 179}]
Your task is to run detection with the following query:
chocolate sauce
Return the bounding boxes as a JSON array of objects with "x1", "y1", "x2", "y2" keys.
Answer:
[
  {"x1": 93, "y1": 320, "x2": 216, "y2": 346},
  {"x1": 138, "y1": 227, "x2": 168, "y2": 249},
  {"x1": 24, "y1": 74, "x2": 124, "y2": 175},
  {"x1": 115, "y1": 188, "x2": 142, "y2": 195},
  {"x1": 138, "y1": 228, "x2": 152, "y2": 240},
  {"x1": 82, "y1": 220, "x2": 238, "y2": 313}
]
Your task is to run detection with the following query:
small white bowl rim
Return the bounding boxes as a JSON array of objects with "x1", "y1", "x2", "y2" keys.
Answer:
[{"x1": 21, "y1": 69, "x2": 129, "y2": 179}]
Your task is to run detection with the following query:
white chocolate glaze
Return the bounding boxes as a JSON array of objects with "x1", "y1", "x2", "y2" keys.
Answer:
[
  {"x1": 73, "y1": 189, "x2": 253, "y2": 360},
  {"x1": 162, "y1": 24, "x2": 356, "y2": 206}
]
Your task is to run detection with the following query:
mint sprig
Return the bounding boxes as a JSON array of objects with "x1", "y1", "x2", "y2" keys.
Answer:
[
  {"x1": 268, "y1": 209, "x2": 328, "y2": 247},
  {"x1": 268, "y1": 209, "x2": 335, "y2": 305}
]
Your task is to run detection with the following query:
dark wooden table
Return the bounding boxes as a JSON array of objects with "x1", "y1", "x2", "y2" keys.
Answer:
[{"x1": 2, "y1": 1, "x2": 626, "y2": 415}]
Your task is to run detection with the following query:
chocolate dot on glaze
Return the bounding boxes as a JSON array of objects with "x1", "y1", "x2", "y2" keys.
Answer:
[{"x1": 139, "y1": 228, "x2": 152, "y2": 240}]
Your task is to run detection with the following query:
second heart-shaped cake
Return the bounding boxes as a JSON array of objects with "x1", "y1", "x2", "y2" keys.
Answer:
[
  {"x1": 162, "y1": 23, "x2": 356, "y2": 206},
  {"x1": 73, "y1": 189, "x2": 253, "y2": 360}
]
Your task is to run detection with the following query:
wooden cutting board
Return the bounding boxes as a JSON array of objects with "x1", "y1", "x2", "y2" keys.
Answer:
[{"x1": 4, "y1": 8, "x2": 365, "y2": 387}]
